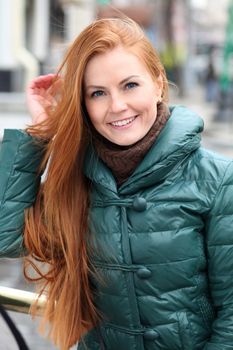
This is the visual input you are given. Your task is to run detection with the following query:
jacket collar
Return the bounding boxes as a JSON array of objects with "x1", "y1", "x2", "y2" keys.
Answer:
[{"x1": 83, "y1": 105, "x2": 204, "y2": 196}]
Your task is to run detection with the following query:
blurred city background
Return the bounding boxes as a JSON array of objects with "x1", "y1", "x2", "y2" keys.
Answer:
[{"x1": 0, "y1": 0, "x2": 233, "y2": 349}]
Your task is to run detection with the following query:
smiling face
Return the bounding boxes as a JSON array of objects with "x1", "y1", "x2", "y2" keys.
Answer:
[{"x1": 83, "y1": 46, "x2": 163, "y2": 146}]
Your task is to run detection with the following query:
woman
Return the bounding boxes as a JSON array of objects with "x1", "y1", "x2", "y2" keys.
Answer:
[{"x1": 1, "y1": 17, "x2": 233, "y2": 350}]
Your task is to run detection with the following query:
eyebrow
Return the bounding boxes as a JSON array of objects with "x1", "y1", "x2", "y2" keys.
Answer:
[{"x1": 85, "y1": 75, "x2": 140, "y2": 90}]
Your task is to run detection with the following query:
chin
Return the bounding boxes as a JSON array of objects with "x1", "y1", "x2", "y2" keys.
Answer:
[
  {"x1": 112, "y1": 137, "x2": 142, "y2": 146},
  {"x1": 104, "y1": 131, "x2": 145, "y2": 146}
]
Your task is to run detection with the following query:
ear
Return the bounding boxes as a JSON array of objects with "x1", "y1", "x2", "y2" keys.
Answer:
[{"x1": 155, "y1": 74, "x2": 163, "y2": 100}]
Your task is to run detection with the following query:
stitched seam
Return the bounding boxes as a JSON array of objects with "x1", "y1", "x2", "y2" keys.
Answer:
[
  {"x1": 0, "y1": 133, "x2": 24, "y2": 208},
  {"x1": 208, "y1": 242, "x2": 233, "y2": 247},
  {"x1": 94, "y1": 257, "x2": 198, "y2": 268}
]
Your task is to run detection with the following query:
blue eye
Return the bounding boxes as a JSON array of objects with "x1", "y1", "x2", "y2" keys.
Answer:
[
  {"x1": 125, "y1": 82, "x2": 138, "y2": 90},
  {"x1": 91, "y1": 90, "x2": 104, "y2": 98}
]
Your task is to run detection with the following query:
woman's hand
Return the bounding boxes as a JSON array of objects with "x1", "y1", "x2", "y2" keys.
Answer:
[{"x1": 26, "y1": 73, "x2": 62, "y2": 126}]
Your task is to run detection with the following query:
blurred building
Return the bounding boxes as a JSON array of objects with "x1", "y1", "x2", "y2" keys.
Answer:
[
  {"x1": 0, "y1": 0, "x2": 95, "y2": 92},
  {"x1": 190, "y1": 0, "x2": 228, "y2": 81},
  {"x1": 191, "y1": 0, "x2": 228, "y2": 46},
  {"x1": 0, "y1": 0, "x2": 228, "y2": 93}
]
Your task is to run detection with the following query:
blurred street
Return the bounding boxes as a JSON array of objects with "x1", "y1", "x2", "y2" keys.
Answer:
[{"x1": 0, "y1": 83, "x2": 233, "y2": 349}]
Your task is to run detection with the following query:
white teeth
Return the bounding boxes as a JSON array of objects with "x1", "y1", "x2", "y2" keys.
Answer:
[{"x1": 111, "y1": 116, "x2": 135, "y2": 127}]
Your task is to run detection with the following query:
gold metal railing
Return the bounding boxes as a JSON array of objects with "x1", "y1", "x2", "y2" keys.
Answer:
[{"x1": 0, "y1": 286, "x2": 46, "y2": 315}]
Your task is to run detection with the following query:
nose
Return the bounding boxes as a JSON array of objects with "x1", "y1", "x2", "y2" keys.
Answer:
[{"x1": 109, "y1": 93, "x2": 127, "y2": 113}]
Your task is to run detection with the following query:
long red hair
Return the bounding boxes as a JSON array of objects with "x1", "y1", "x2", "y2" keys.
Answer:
[{"x1": 24, "y1": 17, "x2": 168, "y2": 349}]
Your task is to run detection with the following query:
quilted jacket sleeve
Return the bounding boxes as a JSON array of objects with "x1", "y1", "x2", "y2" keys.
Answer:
[
  {"x1": 204, "y1": 160, "x2": 233, "y2": 349},
  {"x1": 0, "y1": 129, "x2": 44, "y2": 258}
]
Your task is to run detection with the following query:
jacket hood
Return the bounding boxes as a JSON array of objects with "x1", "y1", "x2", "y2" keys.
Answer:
[{"x1": 84, "y1": 105, "x2": 204, "y2": 196}]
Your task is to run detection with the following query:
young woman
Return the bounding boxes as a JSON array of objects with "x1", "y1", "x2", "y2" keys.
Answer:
[{"x1": 1, "y1": 17, "x2": 233, "y2": 350}]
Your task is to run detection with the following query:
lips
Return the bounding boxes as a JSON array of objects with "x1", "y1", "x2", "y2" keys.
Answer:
[{"x1": 109, "y1": 116, "x2": 137, "y2": 127}]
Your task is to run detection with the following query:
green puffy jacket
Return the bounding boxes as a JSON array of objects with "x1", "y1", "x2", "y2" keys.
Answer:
[{"x1": 1, "y1": 106, "x2": 233, "y2": 350}]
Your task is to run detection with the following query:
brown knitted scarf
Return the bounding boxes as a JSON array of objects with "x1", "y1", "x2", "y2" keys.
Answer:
[{"x1": 93, "y1": 102, "x2": 170, "y2": 186}]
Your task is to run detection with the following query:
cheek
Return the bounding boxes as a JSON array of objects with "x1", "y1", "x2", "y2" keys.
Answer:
[
  {"x1": 133, "y1": 87, "x2": 156, "y2": 111},
  {"x1": 85, "y1": 101, "x2": 104, "y2": 127},
  {"x1": 141, "y1": 97, "x2": 158, "y2": 124},
  {"x1": 85, "y1": 99, "x2": 96, "y2": 119},
  {"x1": 139, "y1": 97, "x2": 156, "y2": 114}
]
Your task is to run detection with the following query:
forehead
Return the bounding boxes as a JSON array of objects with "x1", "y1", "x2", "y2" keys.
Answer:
[{"x1": 84, "y1": 46, "x2": 152, "y2": 85}]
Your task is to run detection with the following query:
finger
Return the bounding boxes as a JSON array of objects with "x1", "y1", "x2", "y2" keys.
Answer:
[{"x1": 28, "y1": 74, "x2": 58, "y2": 90}]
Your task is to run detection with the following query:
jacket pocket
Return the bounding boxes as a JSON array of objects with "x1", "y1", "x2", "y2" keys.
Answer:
[{"x1": 197, "y1": 294, "x2": 215, "y2": 331}]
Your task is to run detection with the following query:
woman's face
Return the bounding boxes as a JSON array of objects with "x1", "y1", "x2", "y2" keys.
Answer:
[{"x1": 83, "y1": 46, "x2": 162, "y2": 146}]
